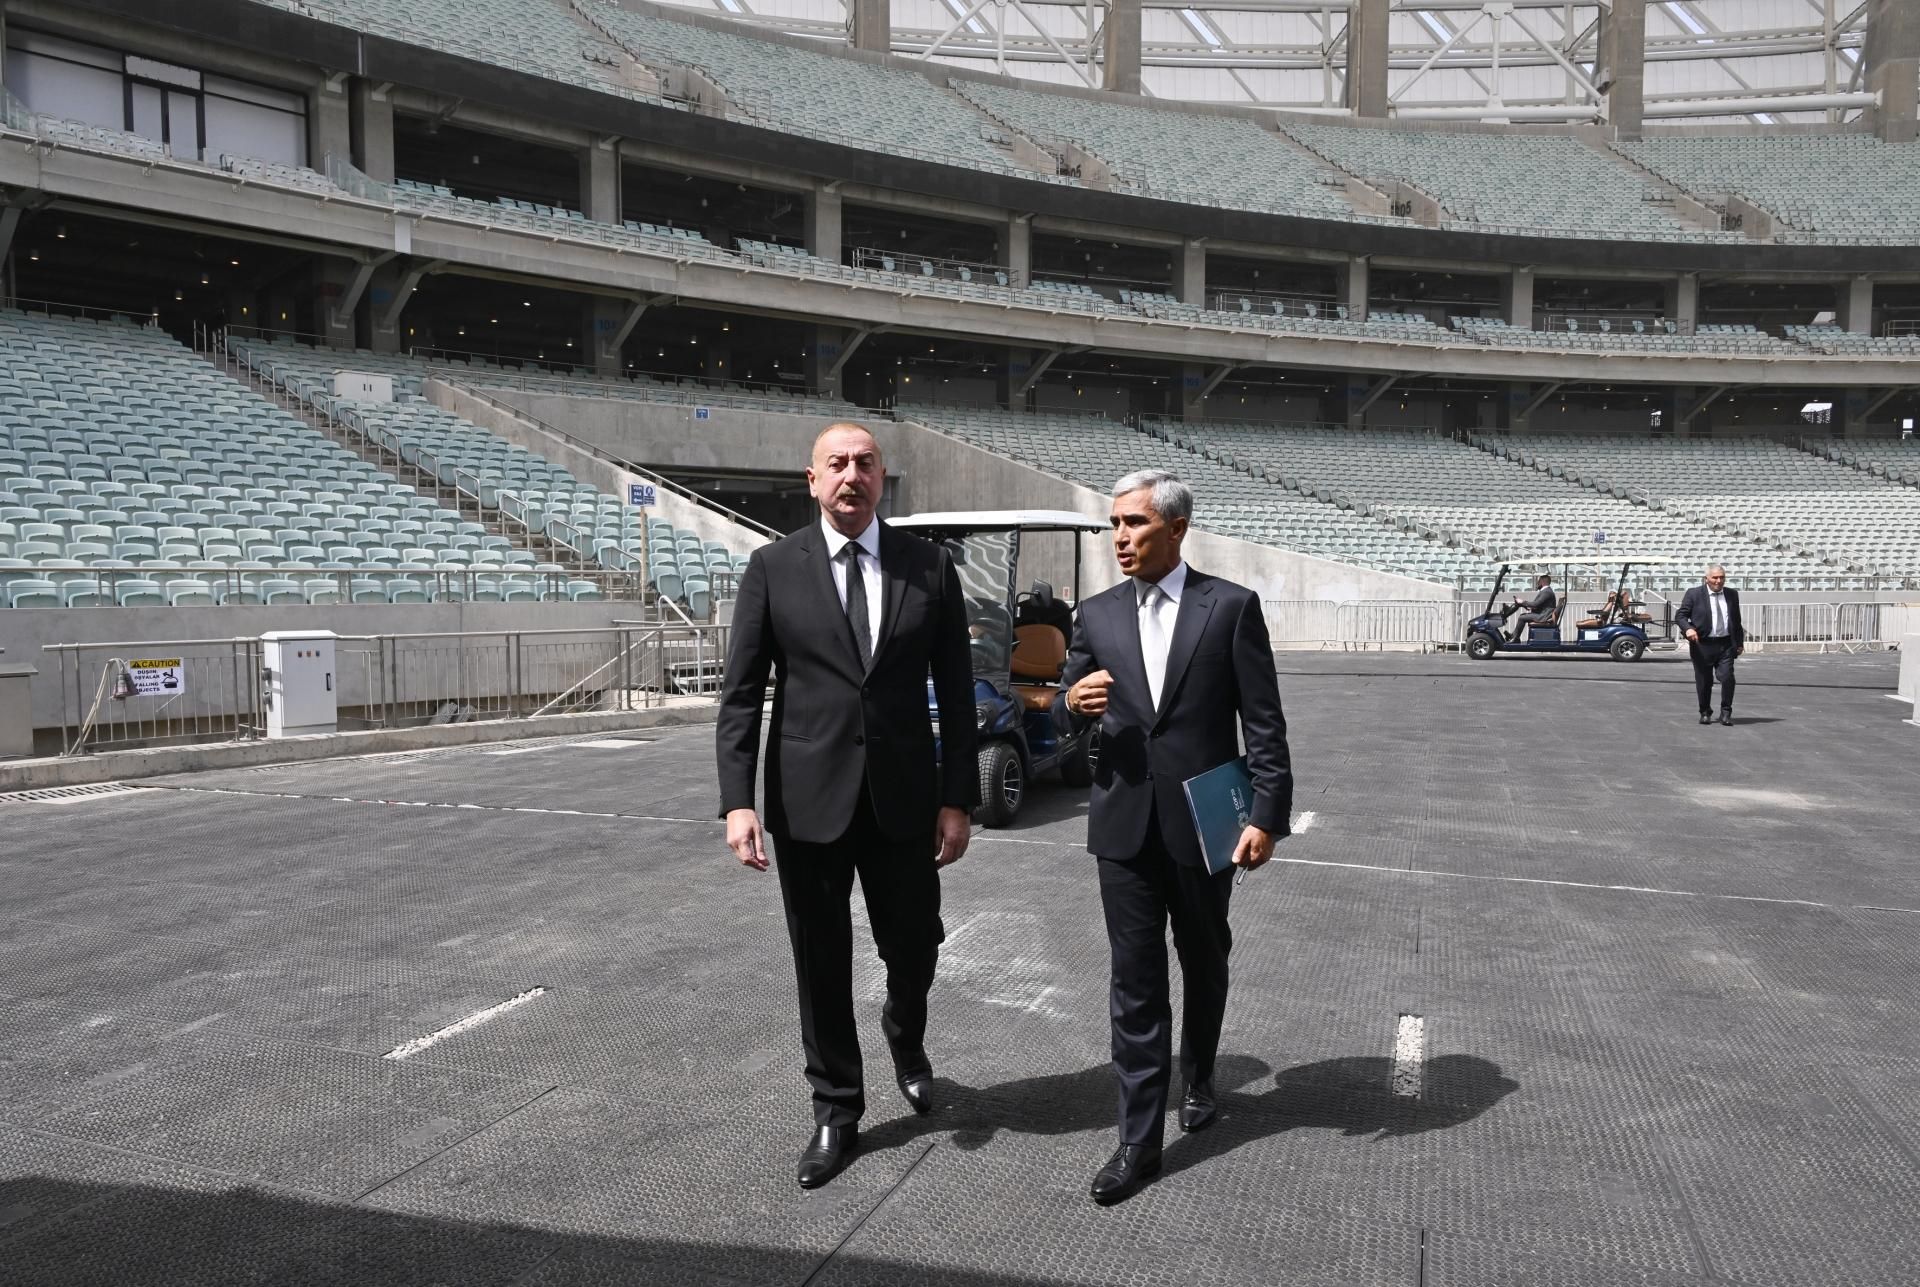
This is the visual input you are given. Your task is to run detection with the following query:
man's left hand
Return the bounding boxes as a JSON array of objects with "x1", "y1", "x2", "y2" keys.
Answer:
[
  {"x1": 934, "y1": 806, "x2": 972, "y2": 867},
  {"x1": 1230, "y1": 824, "x2": 1274, "y2": 871}
]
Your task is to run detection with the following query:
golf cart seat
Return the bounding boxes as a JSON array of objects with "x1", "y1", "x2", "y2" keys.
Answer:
[
  {"x1": 1517, "y1": 594, "x2": 1566, "y2": 639},
  {"x1": 1011, "y1": 623, "x2": 1067, "y2": 711}
]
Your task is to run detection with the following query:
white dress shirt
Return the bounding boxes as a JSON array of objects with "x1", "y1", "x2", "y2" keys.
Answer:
[
  {"x1": 821, "y1": 514, "x2": 883, "y2": 657},
  {"x1": 1707, "y1": 588, "x2": 1729, "y2": 638},
  {"x1": 1134, "y1": 560, "x2": 1188, "y2": 710}
]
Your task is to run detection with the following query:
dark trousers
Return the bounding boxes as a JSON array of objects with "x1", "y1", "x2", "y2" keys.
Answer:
[
  {"x1": 1510, "y1": 610, "x2": 1550, "y2": 640},
  {"x1": 772, "y1": 786, "x2": 943, "y2": 1128},
  {"x1": 1097, "y1": 810, "x2": 1235, "y2": 1147},
  {"x1": 1691, "y1": 637, "x2": 1738, "y2": 713}
]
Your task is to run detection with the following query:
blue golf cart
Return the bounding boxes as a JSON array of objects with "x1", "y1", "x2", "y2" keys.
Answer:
[
  {"x1": 1464, "y1": 557, "x2": 1673, "y2": 662},
  {"x1": 891, "y1": 509, "x2": 1106, "y2": 827}
]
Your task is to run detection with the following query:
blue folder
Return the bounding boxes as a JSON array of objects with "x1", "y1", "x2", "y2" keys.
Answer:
[{"x1": 1181, "y1": 756, "x2": 1256, "y2": 876}]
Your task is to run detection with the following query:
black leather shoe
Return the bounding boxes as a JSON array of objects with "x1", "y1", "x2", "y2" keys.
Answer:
[
  {"x1": 897, "y1": 1071, "x2": 934, "y2": 1116},
  {"x1": 797, "y1": 1125, "x2": 858, "y2": 1189},
  {"x1": 1179, "y1": 1080, "x2": 1217, "y2": 1133},
  {"x1": 1719, "y1": 711, "x2": 1734, "y2": 726},
  {"x1": 1699, "y1": 712, "x2": 1713, "y2": 725},
  {"x1": 1090, "y1": 1143, "x2": 1162, "y2": 1205}
]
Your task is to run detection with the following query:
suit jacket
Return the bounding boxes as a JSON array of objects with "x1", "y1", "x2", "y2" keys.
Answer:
[
  {"x1": 1052, "y1": 568, "x2": 1293, "y2": 867},
  {"x1": 1519, "y1": 585, "x2": 1556, "y2": 614},
  {"x1": 716, "y1": 520, "x2": 979, "y2": 845},
  {"x1": 1674, "y1": 585, "x2": 1744, "y2": 651}
]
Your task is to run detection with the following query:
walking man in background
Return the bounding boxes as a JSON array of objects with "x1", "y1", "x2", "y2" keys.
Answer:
[
  {"x1": 1053, "y1": 469, "x2": 1294, "y2": 1205},
  {"x1": 1675, "y1": 564, "x2": 1744, "y2": 726},
  {"x1": 715, "y1": 422, "x2": 978, "y2": 1189}
]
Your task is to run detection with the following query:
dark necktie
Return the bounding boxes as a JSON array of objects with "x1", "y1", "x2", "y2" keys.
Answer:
[{"x1": 839, "y1": 543, "x2": 872, "y2": 667}]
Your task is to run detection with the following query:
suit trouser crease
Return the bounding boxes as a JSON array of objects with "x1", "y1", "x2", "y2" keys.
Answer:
[
  {"x1": 1097, "y1": 814, "x2": 1234, "y2": 1147},
  {"x1": 773, "y1": 785, "x2": 942, "y2": 1128},
  {"x1": 1692, "y1": 638, "x2": 1736, "y2": 713}
]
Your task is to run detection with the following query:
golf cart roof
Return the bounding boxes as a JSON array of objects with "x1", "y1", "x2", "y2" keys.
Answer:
[{"x1": 891, "y1": 510, "x2": 1106, "y2": 533}]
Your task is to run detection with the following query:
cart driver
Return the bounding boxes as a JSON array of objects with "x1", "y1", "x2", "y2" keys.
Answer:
[{"x1": 1507, "y1": 572, "x2": 1556, "y2": 641}]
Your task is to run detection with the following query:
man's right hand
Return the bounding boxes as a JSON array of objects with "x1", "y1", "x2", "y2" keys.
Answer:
[
  {"x1": 726, "y1": 807, "x2": 769, "y2": 871},
  {"x1": 1066, "y1": 669, "x2": 1114, "y2": 718}
]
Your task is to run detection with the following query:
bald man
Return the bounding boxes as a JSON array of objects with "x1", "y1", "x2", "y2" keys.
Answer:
[{"x1": 716, "y1": 423, "x2": 979, "y2": 1189}]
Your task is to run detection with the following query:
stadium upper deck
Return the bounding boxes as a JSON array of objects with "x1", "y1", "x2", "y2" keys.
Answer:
[{"x1": 193, "y1": 0, "x2": 1920, "y2": 250}]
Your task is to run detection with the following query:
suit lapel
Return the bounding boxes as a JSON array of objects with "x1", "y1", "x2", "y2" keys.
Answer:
[
  {"x1": 804, "y1": 524, "x2": 866, "y2": 677},
  {"x1": 1153, "y1": 574, "x2": 1215, "y2": 725},
  {"x1": 869, "y1": 522, "x2": 910, "y2": 674}
]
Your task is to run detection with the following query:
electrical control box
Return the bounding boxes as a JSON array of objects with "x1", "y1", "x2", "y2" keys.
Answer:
[
  {"x1": 332, "y1": 371, "x2": 393, "y2": 402},
  {"x1": 261, "y1": 630, "x2": 337, "y2": 738}
]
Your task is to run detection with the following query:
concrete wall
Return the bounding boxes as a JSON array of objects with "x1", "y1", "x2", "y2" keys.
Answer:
[
  {"x1": 8, "y1": 601, "x2": 626, "y2": 731},
  {"x1": 481, "y1": 387, "x2": 832, "y2": 479},
  {"x1": 428, "y1": 382, "x2": 773, "y2": 555}
]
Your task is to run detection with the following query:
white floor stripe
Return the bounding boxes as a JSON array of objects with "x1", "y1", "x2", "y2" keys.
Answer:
[
  {"x1": 1390, "y1": 1014, "x2": 1425, "y2": 1099},
  {"x1": 483, "y1": 745, "x2": 555, "y2": 756},
  {"x1": 569, "y1": 739, "x2": 650, "y2": 749},
  {"x1": 383, "y1": 988, "x2": 546, "y2": 1061},
  {"x1": 1293, "y1": 811, "x2": 1317, "y2": 834}
]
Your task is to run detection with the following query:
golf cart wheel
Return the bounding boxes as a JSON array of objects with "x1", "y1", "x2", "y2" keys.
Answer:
[
  {"x1": 1609, "y1": 635, "x2": 1646, "y2": 663},
  {"x1": 974, "y1": 741, "x2": 1025, "y2": 827},
  {"x1": 1466, "y1": 632, "x2": 1499, "y2": 661},
  {"x1": 1058, "y1": 729, "x2": 1095, "y2": 788}
]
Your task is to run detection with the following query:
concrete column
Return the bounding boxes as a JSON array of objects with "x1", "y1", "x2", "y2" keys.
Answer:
[
  {"x1": 805, "y1": 186, "x2": 843, "y2": 262},
  {"x1": 588, "y1": 298, "x2": 627, "y2": 375},
  {"x1": 308, "y1": 75, "x2": 351, "y2": 175},
  {"x1": 367, "y1": 262, "x2": 408, "y2": 354},
  {"x1": 1344, "y1": 0, "x2": 1389, "y2": 119},
  {"x1": 1339, "y1": 255, "x2": 1370, "y2": 322},
  {"x1": 1864, "y1": 0, "x2": 1920, "y2": 143},
  {"x1": 1842, "y1": 275, "x2": 1875, "y2": 335},
  {"x1": 1102, "y1": 0, "x2": 1143, "y2": 95},
  {"x1": 1665, "y1": 272, "x2": 1698, "y2": 333},
  {"x1": 1343, "y1": 376, "x2": 1371, "y2": 430},
  {"x1": 1173, "y1": 238, "x2": 1207, "y2": 307},
  {"x1": 1179, "y1": 363, "x2": 1209, "y2": 420},
  {"x1": 1502, "y1": 267, "x2": 1535, "y2": 329},
  {"x1": 996, "y1": 214, "x2": 1031, "y2": 287},
  {"x1": 349, "y1": 79, "x2": 395, "y2": 184},
  {"x1": 313, "y1": 263, "x2": 357, "y2": 348},
  {"x1": 1597, "y1": 0, "x2": 1647, "y2": 140},
  {"x1": 848, "y1": 0, "x2": 890, "y2": 54},
  {"x1": 580, "y1": 141, "x2": 620, "y2": 224},
  {"x1": 999, "y1": 346, "x2": 1035, "y2": 410},
  {"x1": 1840, "y1": 388, "x2": 1873, "y2": 439},
  {"x1": 806, "y1": 325, "x2": 847, "y2": 399}
]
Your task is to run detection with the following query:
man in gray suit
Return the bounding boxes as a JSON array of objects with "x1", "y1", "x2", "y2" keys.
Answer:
[{"x1": 1507, "y1": 573, "x2": 1557, "y2": 641}]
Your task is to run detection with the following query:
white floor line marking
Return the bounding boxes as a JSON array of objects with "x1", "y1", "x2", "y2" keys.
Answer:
[
  {"x1": 568, "y1": 739, "x2": 649, "y2": 749},
  {"x1": 483, "y1": 746, "x2": 555, "y2": 756},
  {"x1": 1262, "y1": 854, "x2": 1920, "y2": 915},
  {"x1": 152, "y1": 785, "x2": 719, "y2": 827},
  {"x1": 1390, "y1": 1014, "x2": 1425, "y2": 1099},
  {"x1": 1293, "y1": 811, "x2": 1317, "y2": 834},
  {"x1": 383, "y1": 988, "x2": 546, "y2": 1061}
]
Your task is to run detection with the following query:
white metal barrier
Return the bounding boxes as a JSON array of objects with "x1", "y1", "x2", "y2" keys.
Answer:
[{"x1": 1263, "y1": 600, "x2": 1453, "y2": 651}]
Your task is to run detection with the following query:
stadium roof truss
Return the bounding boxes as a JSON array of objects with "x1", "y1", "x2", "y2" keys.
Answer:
[{"x1": 646, "y1": 0, "x2": 1879, "y2": 125}]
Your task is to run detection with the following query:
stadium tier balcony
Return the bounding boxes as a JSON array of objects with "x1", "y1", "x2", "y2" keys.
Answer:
[
  {"x1": 1809, "y1": 439, "x2": 1920, "y2": 488},
  {"x1": 1784, "y1": 326, "x2": 1920, "y2": 358},
  {"x1": 227, "y1": 339, "x2": 753, "y2": 610},
  {"x1": 252, "y1": 0, "x2": 657, "y2": 102},
  {"x1": 1283, "y1": 123, "x2": 1739, "y2": 243},
  {"x1": 1123, "y1": 293, "x2": 1450, "y2": 343},
  {"x1": 0, "y1": 310, "x2": 624, "y2": 608},
  {"x1": 1452, "y1": 318, "x2": 1797, "y2": 356},
  {"x1": 577, "y1": 0, "x2": 1047, "y2": 177},
  {"x1": 1485, "y1": 434, "x2": 1920, "y2": 580},
  {"x1": 1616, "y1": 135, "x2": 1920, "y2": 246},
  {"x1": 949, "y1": 80, "x2": 1362, "y2": 221}
]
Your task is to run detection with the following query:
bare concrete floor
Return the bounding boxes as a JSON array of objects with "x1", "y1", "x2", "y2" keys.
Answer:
[{"x1": 1, "y1": 650, "x2": 1915, "y2": 1286}]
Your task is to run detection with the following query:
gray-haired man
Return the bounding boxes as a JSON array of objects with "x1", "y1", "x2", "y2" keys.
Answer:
[{"x1": 1052, "y1": 469, "x2": 1294, "y2": 1204}]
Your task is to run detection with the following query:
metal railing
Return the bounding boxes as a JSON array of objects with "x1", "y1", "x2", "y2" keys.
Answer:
[
  {"x1": 7, "y1": 563, "x2": 638, "y2": 606},
  {"x1": 47, "y1": 637, "x2": 265, "y2": 755},
  {"x1": 45, "y1": 625, "x2": 730, "y2": 753},
  {"x1": 1263, "y1": 599, "x2": 1455, "y2": 651},
  {"x1": 1744, "y1": 601, "x2": 1900, "y2": 652}
]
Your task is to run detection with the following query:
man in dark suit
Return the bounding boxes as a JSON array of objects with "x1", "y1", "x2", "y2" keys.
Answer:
[
  {"x1": 716, "y1": 422, "x2": 978, "y2": 1189},
  {"x1": 1674, "y1": 564, "x2": 1744, "y2": 726},
  {"x1": 1053, "y1": 469, "x2": 1293, "y2": 1205},
  {"x1": 1507, "y1": 572, "x2": 1557, "y2": 641}
]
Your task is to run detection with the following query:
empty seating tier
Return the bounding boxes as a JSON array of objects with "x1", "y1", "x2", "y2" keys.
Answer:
[
  {"x1": 0, "y1": 310, "x2": 604, "y2": 608},
  {"x1": 1485, "y1": 435, "x2": 1920, "y2": 580},
  {"x1": 227, "y1": 339, "x2": 754, "y2": 610},
  {"x1": 1617, "y1": 135, "x2": 1920, "y2": 245}
]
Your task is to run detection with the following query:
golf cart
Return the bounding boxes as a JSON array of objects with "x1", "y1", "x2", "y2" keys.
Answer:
[
  {"x1": 891, "y1": 509, "x2": 1106, "y2": 827},
  {"x1": 1464, "y1": 556, "x2": 1673, "y2": 662}
]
